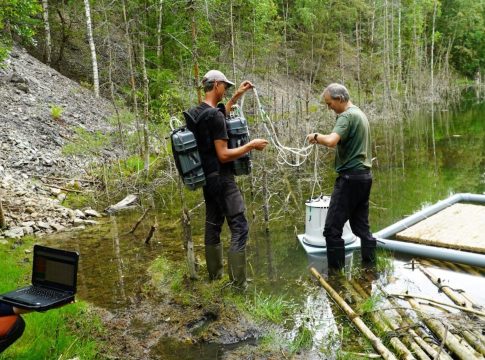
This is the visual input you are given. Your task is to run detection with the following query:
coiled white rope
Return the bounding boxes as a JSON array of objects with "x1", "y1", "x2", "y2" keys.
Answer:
[{"x1": 247, "y1": 88, "x2": 314, "y2": 167}]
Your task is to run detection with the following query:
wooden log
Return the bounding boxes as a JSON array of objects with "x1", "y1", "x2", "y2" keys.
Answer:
[
  {"x1": 344, "y1": 282, "x2": 418, "y2": 360},
  {"x1": 310, "y1": 267, "x2": 398, "y2": 360},
  {"x1": 105, "y1": 194, "x2": 138, "y2": 214},
  {"x1": 417, "y1": 262, "x2": 485, "y2": 353},
  {"x1": 407, "y1": 298, "x2": 479, "y2": 359},
  {"x1": 388, "y1": 293, "x2": 485, "y2": 317},
  {"x1": 47, "y1": 184, "x2": 85, "y2": 193},
  {"x1": 144, "y1": 223, "x2": 157, "y2": 244},
  {"x1": 128, "y1": 207, "x2": 150, "y2": 234},
  {"x1": 349, "y1": 281, "x2": 429, "y2": 360},
  {"x1": 374, "y1": 284, "x2": 454, "y2": 360},
  {"x1": 417, "y1": 263, "x2": 473, "y2": 308}
]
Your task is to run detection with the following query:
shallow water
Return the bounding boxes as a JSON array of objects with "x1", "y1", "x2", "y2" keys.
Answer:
[{"x1": 41, "y1": 98, "x2": 485, "y2": 358}]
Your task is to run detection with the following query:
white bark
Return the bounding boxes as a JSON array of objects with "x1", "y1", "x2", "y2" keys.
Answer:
[
  {"x1": 42, "y1": 0, "x2": 51, "y2": 65},
  {"x1": 141, "y1": 42, "x2": 150, "y2": 172},
  {"x1": 156, "y1": 0, "x2": 163, "y2": 63},
  {"x1": 83, "y1": 0, "x2": 100, "y2": 97}
]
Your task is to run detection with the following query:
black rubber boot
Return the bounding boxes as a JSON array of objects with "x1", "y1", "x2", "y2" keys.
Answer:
[
  {"x1": 228, "y1": 250, "x2": 247, "y2": 289},
  {"x1": 361, "y1": 240, "x2": 377, "y2": 264},
  {"x1": 326, "y1": 245, "x2": 345, "y2": 269},
  {"x1": 205, "y1": 243, "x2": 223, "y2": 280}
]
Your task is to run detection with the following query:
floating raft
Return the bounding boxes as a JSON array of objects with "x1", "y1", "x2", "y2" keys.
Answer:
[{"x1": 396, "y1": 203, "x2": 485, "y2": 254}]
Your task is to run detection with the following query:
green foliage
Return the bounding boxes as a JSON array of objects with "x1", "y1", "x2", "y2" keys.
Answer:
[
  {"x1": 0, "y1": 237, "x2": 105, "y2": 359},
  {"x1": 246, "y1": 291, "x2": 294, "y2": 324},
  {"x1": 375, "y1": 248, "x2": 395, "y2": 274},
  {"x1": 62, "y1": 127, "x2": 111, "y2": 157},
  {"x1": 359, "y1": 292, "x2": 383, "y2": 314},
  {"x1": 50, "y1": 104, "x2": 63, "y2": 120},
  {"x1": 289, "y1": 324, "x2": 313, "y2": 353},
  {"x1": 0, "y1": 0, "x2": 41, "y2": 61}
]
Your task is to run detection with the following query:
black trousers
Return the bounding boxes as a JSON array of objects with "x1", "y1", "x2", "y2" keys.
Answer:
[
  {"x1": 0, "y1": 316, "x2": 25, "y2": 353},
  {"x1": 323, "y1": 170, "x2": 376, "y2": 249},
  {"x1": 203, "y1": 174, "x2": 248, "y2": 252}
]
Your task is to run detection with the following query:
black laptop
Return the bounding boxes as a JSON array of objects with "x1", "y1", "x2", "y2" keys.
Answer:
[{"x1": 0, "y1": 245, "x2": 79, "y2": 311}]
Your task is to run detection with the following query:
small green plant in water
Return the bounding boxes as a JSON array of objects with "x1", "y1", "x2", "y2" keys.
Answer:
[
  {"x1": 375, "y1": 248, "x2": 394, "y2": 273},
  {"x1": 289, "y1": 324, "x2": 313, "y2": 353},
  {"x1": 247, "y1": 291, "x2": 294, "y2": 324},
  {"x1": 51, "y1": 105, "x2": 63, "y2": 120},
  {"x1": 359, "y1": 292, "x2": 383, "y2": 314}
]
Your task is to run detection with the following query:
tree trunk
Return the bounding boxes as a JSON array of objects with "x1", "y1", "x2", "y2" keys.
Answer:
[
  {"x1": 189, "y1": 0, "x2": 201, "y2": 103},
  {"x1": 230, "y1": 0, "x2": 236, "y2": 83},
  {"x1": 41, "y1": 0, "x2": 51, "y2": 65},
  {"x1": 356, "y1": 19, "x2": 361, "y2": 104},
  {"x1": 179, "y1": 179, "x2": 197, "y2": 279},
  {"x1": 156, "y1": 0, "x2": 163, "y2": 66},
  {"x1": 141, "y1": 42, "x2": 150, "y2": 172},
  {"x1": 121, "y1": 0, "x2": 142, "y2": 156},
  {"x1": 430, "y1": 0, "x2": 438, "y2": 173},
  {"x1": 0, "y1": 194, "x2": 6, "y2": 229},
  {"x1": 83, "y1": 0, "x2": 100, "y2": 97},
  {"x1": 101, "y1": 0, "x2": 125, "y2": 155}
]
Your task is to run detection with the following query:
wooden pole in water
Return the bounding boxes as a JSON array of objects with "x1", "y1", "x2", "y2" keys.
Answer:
[
  {"x1": 310, "y1": 267, "x2": 398, "y2": 360},
  {"x1": 417, "y1": 263, "x2": 473, "y2": 308},
  {"x1": 407, "y1": 298, "x2": 479, "y2": 359},
  {"x1": 344, "y1": 282, "x2": 419, "y2": 360},
  {"x1": 349, "y1": 281, "x2": 430, "y2": 360},
  {"x1": 417, "y1": 262, "x2": 485, "y2": 354},
  {"x1": 129, "y1": 207, "x2": 151, "y2": 234},
  {"x1": 388, "y1": 293, "x2": 485, "y2": 317}
]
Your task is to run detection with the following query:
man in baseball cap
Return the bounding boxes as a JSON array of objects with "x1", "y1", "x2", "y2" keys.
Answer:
[
  {"x1": 186, "y1": 70, "x2": 268, "y2": 288},
  {"x1": 202, "y1": 70, "x2": 235, "y2": 88}
]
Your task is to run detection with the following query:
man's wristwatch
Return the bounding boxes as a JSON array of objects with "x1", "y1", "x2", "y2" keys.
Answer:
[{"x1": 314, "y1": 133, "x2": 318, "y2": 142}]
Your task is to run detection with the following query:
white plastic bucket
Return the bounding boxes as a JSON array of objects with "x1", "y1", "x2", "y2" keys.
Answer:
[{"x1": 302, "y1": 196, "x2": 358, "y2": 247}]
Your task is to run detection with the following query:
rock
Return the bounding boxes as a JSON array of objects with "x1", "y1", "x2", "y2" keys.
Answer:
[
  {"x1": 57, "y1": 193, "x2": 66, "y2": 202},
  {"x1": 83, "y1": 219, "x2": 98, "y2": 226},
  {"x1": 50, "y1": 187, "x2": 62, "y2": 195},
  {"x1": 22, "y1": 226, "x2": 34, "y2": 235},
  {"x1": 4, "y1": 227, "x2": 24, "y2": 239},
  {"x1": 20, "y1": 221, "x2": 35, "y2": 227},
  {"x1": 0, "y1": 239, "x2": 9, "y2": 245},
  {"x1": 37, "y1": 221, "x2": 51, "y2": 229},
  {"x1": 50, "y1": 223, "x2": 65, "y2": 232},
  {"x1": 84, "y1": 209, "x2": 102, "y2": 218},
  {"x1": 74, "y1": 209, "x2": 85, "y2": 218},
  {"x1": 73, "y1": 218, "x2": 85, "y2": 225}
]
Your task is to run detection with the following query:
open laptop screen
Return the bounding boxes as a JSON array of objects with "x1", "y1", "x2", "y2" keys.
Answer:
[{"x1": 33, "y1": 245, "x2": 78, "y2": 292}]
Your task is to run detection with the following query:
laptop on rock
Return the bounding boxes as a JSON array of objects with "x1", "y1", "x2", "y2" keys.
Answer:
[{"x1": 0, "y1": 245, "x2": 79, "y2": 311}]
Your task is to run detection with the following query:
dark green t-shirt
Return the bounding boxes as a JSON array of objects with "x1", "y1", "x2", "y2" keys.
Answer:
[{"x1": 331, "y1": 105, "x2": 372, "y2": 173}]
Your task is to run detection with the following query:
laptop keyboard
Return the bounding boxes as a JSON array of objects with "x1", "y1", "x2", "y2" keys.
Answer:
[{"x1": 21, "y1": 287, "x2": 64, "y2": 299}]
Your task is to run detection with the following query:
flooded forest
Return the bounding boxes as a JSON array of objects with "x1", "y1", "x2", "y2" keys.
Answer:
[{"x1": 0, "y1": 0, "x2": 484, "y2": 359}]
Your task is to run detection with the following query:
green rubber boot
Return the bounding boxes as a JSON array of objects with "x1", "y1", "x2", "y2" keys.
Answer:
[
  {"x1": 205, "y1": 243, "x2": 223, "y2": 280},
  {"x1": 228, "y1": 250, "x2": 247, "y2": 289}
]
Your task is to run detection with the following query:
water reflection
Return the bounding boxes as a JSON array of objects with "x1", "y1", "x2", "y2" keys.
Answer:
[
  {"x1": 42, "y1": 215, "x2": 165, "y2": 309},
  {"x1": 306, "y1": 250, "x2": 355, "y2": 280}
]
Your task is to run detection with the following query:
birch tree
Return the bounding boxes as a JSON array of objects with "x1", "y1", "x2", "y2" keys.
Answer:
[
  {"x1": 83, "y1": 0, "x2": 99, "y2": 97},
  {"x1": 41, "y1": 0, "x2": 51, "y2": 65}
]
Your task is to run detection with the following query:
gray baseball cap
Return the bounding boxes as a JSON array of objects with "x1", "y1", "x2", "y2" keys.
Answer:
[{"x1": 202, "y1": 70, "x2": 235, "y2": 88}]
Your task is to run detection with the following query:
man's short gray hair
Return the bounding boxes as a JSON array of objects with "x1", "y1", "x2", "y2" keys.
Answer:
[{"x1": 323, "y1": 83, "x2": 350, "y2": 102}]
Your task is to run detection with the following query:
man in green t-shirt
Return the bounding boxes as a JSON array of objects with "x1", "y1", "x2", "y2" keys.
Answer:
[{"x1": 307, "y1": 83, "x2": 377, "y2": 269}]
